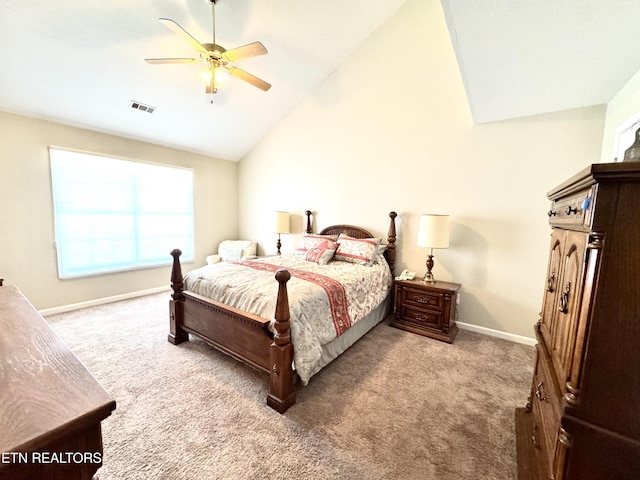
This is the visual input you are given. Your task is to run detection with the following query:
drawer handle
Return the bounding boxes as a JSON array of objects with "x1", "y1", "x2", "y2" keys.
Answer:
[
  {"x1": 535, "y1": 382, "x2": 549, "y2": 402},
  {"x1": 548, "y1": 209, "x2": 557, "y2": 217},
  {"x1": 546, "y1": 269, "x2": 556, "y2": 292},
  {"x1": 565, "y1": 206, "x2": 578, "y2": 215},
  {"x1": 415, "y1": 296, "x2": 430, "y2": 304},
  {"x1": 414, "y1": 314, "x2": 430, "y2": 322},
  {"x1": 558, "y1": 427, "x2": 573, "y2": 449},
  {"x1": 558, "y1": 282, "x2": 570, "y2": 313}
]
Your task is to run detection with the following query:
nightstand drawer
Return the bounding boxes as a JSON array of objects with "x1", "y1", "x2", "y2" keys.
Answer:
[
  {"x1": 401, "y1": 288, "x2": 444, "y2": 311},
  {"x1": 399, "y1": 305, "x2": 443, "y2": 330}
]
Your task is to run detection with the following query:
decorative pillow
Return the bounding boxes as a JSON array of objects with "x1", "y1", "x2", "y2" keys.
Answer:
[
  {"x1": 373, "y1": 243, "x2": 388, "y2": 264},
  {"x1": 334, "y1": 234, "x2": 381, "y2": 266},
  {"x1": 295, "y1": 234, "x2": 339, "y2": 256},
  {"x1": 304, "y1": 241, "x2": 338, "y2": 265},
  {"x1": 219, "y1": 240, "x2": 255, "y2": 262}
]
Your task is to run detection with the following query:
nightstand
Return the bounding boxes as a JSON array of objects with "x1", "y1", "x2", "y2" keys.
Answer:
[{"x1": 391, "y1": 278, "x2": 461, "y2": 343}]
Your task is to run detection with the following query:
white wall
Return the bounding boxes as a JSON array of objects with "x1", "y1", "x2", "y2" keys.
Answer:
[
  {"x1": 238, "y1": 0, "x2": 606, "y2": 340},
  {"x1": 600, "y1": 68, "x2": 640, "y2": 162},
  {"x1": 0, "y1": 111, "x2": 238, "y2": 309}
]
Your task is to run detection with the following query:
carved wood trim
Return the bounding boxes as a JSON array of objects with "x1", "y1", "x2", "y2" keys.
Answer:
[
  {"x1": 305, "y1": 210, "x2": 312, "y2": 234},
  {"x1": 184, "y1": 291, "x2": 272, "y2": 333}
]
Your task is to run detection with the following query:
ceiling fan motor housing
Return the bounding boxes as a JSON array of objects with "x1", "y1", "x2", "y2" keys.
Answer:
[{"x1": 202, "y1": 43, "x2": 227, "y2": 59}]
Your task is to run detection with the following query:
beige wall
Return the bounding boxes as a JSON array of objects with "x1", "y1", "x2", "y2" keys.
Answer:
[
  {"x1": 0, "y1": 111, "x2": 238, "y2": 309},
  {"x1": 238, "y1": 0, "x2": 606, "y2": 340}
]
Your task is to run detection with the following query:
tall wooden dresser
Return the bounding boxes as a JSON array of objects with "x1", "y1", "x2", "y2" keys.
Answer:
[{"x1": 516, "y1": 163, "x2": 640, "y2": 480}]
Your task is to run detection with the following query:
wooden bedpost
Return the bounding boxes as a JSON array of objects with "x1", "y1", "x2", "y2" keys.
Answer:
[
  {"x1": 267, "y1": 268, "x2": 296, "y2": 413},
  {"x1": 168, "y1": 249, "x2": 189, "y2": 345},
  {"x1": 305, "y1": 210, "x2": 313, "y2": 234},
  {"x1": 386, "y1": 211, "x2": 397, "y2": 275}
]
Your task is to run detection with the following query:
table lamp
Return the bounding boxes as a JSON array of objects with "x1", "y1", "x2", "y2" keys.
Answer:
[
  {"x1": 273, "y1": 211, "x2": 290, "y2": 255},
  {"x1": 417, "y1": 214, "x2": 450, "y2": 283}
]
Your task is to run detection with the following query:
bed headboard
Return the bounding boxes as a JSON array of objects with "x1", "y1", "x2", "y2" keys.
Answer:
[
  {"x1": 304, "y1": 211, "x2": 397, "y2": 274},
  {"x1": 318, "y1": 225, "x2": 373, "y2": 239}
]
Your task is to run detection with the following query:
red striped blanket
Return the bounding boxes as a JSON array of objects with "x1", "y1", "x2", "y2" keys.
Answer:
[{"x1": 236, "y1": 261, "x2": 352, "y2": 336}]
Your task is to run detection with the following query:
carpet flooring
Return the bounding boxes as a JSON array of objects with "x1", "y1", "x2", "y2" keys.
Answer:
[{"x1": 46, "y1": 292, "x2": 534, "y2": 480}]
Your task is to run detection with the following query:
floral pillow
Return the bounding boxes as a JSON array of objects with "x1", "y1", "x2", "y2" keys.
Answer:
[
  {"x1": 334, "y1": 234, "x2": 381, "y2": 266},
  {"x1": 295, "y1": 234, "x2": 339, "y2": 256},
  {"x1": 304, "y1": 241, "x2": 338, "y2": 265}
]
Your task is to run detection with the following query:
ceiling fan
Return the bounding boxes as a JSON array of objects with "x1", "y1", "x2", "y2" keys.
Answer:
[{"x1": 145, "y1": 0, "x2": 271, "y2": 97}]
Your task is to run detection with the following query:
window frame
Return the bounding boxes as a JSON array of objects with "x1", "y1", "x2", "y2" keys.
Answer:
[{"x1": 49, "y1": 146, "x2": 195, "y2": 279}]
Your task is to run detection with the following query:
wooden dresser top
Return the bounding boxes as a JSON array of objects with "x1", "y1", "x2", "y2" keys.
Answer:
[{"x1": 0, "y1": 285, "x2": 116, "y2": 454}]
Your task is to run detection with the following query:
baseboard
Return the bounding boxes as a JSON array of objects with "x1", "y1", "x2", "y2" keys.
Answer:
[
  {"x1": 457, "y1": 321, "x2": 536, "y2": 346},
  {"x1": 39, "y1": 290, "x2": 538, "y2": 347},
  {"x1": 39, "y1": 286, "x2": 170, "y2": 316}
]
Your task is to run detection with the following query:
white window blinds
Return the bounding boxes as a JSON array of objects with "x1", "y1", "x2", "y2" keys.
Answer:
[{"x1": 50, "y1": 148, "x2": 194, "y2": 278}]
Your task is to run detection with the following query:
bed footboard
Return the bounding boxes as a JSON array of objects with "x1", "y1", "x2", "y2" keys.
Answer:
[
  {"x1": 168, "y1": 249, "x2": 188, "y2": 345},
  {"x1": 268, "y1": 269, "x2": 296, "y2": 412},
  {"x1": 168, "y1": 249, "x2": 296, "y2": 413}
]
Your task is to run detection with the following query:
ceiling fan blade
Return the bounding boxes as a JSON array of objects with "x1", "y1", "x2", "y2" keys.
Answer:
[
  {"x1": 159, "y1": 18, "x2": 207, "y2": 53},
  {"x1": 230, "y1": 67, "x2": 271, "y2": 91},
  {"x1": 223, "y1": 42, "x2": 268, "y2": 62},
  {"x1": 145, "y1": 58, "x2": 199, "y2": 64}
]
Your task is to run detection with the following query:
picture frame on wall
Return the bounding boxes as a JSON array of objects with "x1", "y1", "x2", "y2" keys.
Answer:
[{"x1": 612, "y1": 111, "x2": 640, "y2": 162}]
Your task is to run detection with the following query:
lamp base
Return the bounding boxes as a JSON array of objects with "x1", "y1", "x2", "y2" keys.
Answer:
[
  {"x1": 422, "y1": 272, "x2": 436, "y2": 284},
  {"x1": 422, "y1": 254, "x2": 436, "y2": 284}
]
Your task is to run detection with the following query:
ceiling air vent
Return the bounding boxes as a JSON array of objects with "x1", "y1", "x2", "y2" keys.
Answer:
[{"x1": 130, "y1": 101, "x2": 155, "y2": 114}]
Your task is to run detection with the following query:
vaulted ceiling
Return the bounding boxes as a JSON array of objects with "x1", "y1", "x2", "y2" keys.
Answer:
[
  {"x1": 1, "y1": 0, "x2": 638, "y2": 162},
  {"x1": 441, "y1": 0, "x2": 640, "y2": 124}
]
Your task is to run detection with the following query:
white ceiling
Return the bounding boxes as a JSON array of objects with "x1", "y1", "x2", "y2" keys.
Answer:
[
  {"x1": 1, "y1": 0, "x2": 639, "y2": 161},
  {"x1": 441, "y1": 0, "x2": 640, "y2": 123},
  {"x1": 0, "y1": 0, "x2": 407, "y2": 161}
]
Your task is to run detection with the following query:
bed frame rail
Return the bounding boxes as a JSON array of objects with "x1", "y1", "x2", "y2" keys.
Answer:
[{"x1": 169, "y1": 248, "x2": 295, "y2": 412}]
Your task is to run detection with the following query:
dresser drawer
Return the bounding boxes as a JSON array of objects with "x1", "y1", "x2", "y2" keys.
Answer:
[
  {"x1": 548, "y1": 187, "x2": 594, "y2": 229},
  {"x1": 532, "y1": 346, "x2": 562, "y2": 473},
  {"x1": 400, "y1": 287, "x2": 444, "y2": 311}
]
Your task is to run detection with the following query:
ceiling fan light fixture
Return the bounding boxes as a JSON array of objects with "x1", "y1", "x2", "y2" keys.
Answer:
[
  {"x1": 214, "y1": 66, "x2": 230, "y2": 85},
  {"x1": 199, "y1": 66, "x2": 229, "y2": 87},
  {"x1": 146, "y1": 0, "x2": 270, "y2": 96},
  {"x1": 198, "y1": 69, "x2": 213, "y2": 85}
]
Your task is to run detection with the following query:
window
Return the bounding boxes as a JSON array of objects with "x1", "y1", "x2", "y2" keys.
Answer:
[{"x1": 50, "y1": 147, "x2": 194, "y2": 278}]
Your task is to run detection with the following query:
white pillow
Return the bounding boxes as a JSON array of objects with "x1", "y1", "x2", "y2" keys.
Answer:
[{"x1": 334, "y1": 234, "x2": 381, "y2": 266}]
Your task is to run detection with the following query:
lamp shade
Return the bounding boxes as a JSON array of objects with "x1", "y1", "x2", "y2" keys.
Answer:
[
  {"x1": 417, "y1": 214, "x2": 450, "y2": 249},
  {"x1": 273, "y1": 211, "x2": 290, "y2": 234}
]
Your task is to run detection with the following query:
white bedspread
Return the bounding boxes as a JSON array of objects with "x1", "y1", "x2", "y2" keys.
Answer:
[{"x1": 182, "y1": 254, "x2": 392, "y2": 384}]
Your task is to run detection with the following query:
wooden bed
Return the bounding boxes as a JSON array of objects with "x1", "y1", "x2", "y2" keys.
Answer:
[{"x1": 168, "y1": 210, "x2": 397, "y2": 413}]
